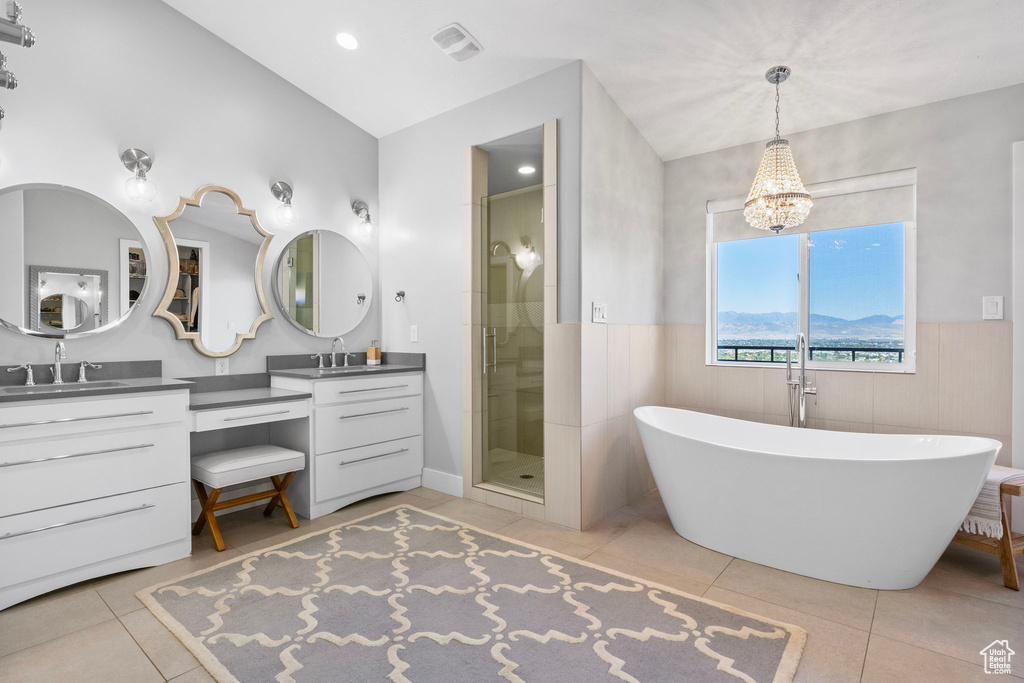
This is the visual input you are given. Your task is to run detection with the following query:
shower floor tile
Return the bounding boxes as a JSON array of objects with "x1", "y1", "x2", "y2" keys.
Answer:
[{"x1": 483, "y1": 448, "x2": 544, "y2": 497}]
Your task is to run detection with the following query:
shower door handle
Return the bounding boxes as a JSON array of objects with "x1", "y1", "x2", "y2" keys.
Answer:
[
  {"x1": 482, "y1": 328, "x2": 497, "y2": 374},
  {"x1": 490, "y1": 328, "x2": 497, "y2": 372}
]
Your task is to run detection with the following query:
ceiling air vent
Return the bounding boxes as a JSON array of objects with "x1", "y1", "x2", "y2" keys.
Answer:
[{"x1": 431, "y1": 23, "x2": 483, "y2": 62}]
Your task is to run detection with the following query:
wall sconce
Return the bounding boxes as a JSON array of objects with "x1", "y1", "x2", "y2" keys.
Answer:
[
  {"x1": 0, "y1": 2, "x2": 35, "y2": 47},
  {"x1": 515, "y1": 236, "x2": 542, "y2": 271},
  {"x1": 271, "y1": 181, "x2": 297, "y2": 226},
  {"x1": 120, "y1": 148, "x2": 157, "y2": 204},
  {"x1": 352, "y1": 200, "x2": 374, "y2": 237}
]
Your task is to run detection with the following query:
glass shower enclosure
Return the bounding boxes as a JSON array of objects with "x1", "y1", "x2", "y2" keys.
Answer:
[{"x1": 477, "y1": 126, "x2": 545, "y2": 499}]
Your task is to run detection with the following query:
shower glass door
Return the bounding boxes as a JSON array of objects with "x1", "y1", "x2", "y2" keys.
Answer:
[{"x1": 480, "y1": 184, "x2": 545, "y2": 499}]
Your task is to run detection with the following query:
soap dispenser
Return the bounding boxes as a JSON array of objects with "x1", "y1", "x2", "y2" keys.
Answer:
[{"x1": 367, "y1": 339, "x2": 381, "y2": 366}]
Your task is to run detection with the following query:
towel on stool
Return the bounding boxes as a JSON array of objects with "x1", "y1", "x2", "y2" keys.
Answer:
[{"x1": 961, "y1": 465, "x2": 1024, "y2": 538}]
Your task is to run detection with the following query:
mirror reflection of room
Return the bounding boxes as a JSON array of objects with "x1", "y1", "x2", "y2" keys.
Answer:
[
  {"x1": 0, "y1": 184, "x2": 147, "y2": 337},
  {"x1": 275, "y1": 230, "x2": 373, "y2": 337}
]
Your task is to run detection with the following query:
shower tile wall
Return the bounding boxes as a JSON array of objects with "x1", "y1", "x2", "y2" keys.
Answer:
[{"x1": 663, "y1": 322, "x2": 1013, "y2": 466}]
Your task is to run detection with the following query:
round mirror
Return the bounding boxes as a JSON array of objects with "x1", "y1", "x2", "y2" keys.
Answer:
[
  {"x1": 273, "y1": 230, "x2": 373, "y2": 337},
  {"x1": 0, "y1": 184, "x2": 150, "y2": 338},
  {"x1": 39, "y1": 294, "x2": 91, "y2": 331}
]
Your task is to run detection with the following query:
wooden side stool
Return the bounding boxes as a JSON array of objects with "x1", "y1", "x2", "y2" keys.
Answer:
[
  {"x1": 191, "y1": 445, "x2": 306, "y2": 551},
  {"x1": 954, "y1": 478, "x2": 1024, "y2": 590}
]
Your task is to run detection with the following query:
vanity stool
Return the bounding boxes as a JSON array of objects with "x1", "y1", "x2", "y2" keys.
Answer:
[{"x1": 191, "y1": 445, "x2": 306, "y2": 551}]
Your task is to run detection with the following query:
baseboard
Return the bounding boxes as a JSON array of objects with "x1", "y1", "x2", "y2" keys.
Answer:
[{"x1": 421, "y1": 468, "x2": 463, "y2": 498}]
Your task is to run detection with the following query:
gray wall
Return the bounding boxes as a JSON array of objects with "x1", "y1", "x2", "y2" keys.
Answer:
[
  {"x1": 378, "y1": 62, "x2": 583, "y2": 479},
  {"x1": 664, "y1": 83, "x2": 1024, "y2": 324},
  {"x1": 580, "y1": 65, "x2": 664, "y2": 325},
  {"x1": 0, "y1": 0, "x2": 379, "y2": 376}
]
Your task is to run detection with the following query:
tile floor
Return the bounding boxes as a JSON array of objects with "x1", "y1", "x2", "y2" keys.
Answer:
[{"x1": 1, "y1": 487, "x2": 1022, "y2": 682}]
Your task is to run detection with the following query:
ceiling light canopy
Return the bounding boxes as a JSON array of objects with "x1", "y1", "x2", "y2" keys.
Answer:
[
  {"x1": 335, "y1": 32, "x2": 358, "y2": 50},
  {"x1": 743, "y1": 66, "x2": 812, "y2": 234}
]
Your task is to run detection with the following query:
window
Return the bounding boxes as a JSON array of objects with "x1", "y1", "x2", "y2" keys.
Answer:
[{"x1": 711, "y1": 221, "x2": 915, "y2": 372}]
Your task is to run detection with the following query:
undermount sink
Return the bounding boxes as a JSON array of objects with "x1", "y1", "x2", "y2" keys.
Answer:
[{"x1": 1, "y1": 381, "x2": 128, "y2": 395}]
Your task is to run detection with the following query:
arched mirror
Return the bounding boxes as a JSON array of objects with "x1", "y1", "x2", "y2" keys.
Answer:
[
  {"x1": 273, "y1": 230, "x2": 373, "y2": 337},
  {"x1": 0, "y1": 183, "x2": 150, "y2": 339},
  {"x1": 153, "y1": 185, "x2": 274, "y2": 357}
]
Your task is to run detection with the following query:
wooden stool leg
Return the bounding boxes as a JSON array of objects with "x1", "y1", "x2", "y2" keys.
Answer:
[
  {"x1": 192, "y1": 480, "x2": 209, "y2": 535},
  {"x1": 269, "y1": 472, "x2": 300, "y2": 529},
  {"x1": 263, "y1": 475, "x2": 283, "y2": 517},
  {"x1": 192, "y1": 483, "x2": 226, "y2": 552},
  {"x1": 998, "y1": 502, "x2": 1020, "y2": 591}
]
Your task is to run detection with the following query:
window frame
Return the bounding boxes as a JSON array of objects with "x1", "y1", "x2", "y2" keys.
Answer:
[{"x1": 705, "y1": 174, "x2": 917, "y2": 374}]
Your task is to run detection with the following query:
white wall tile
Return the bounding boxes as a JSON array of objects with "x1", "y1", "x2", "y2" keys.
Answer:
[
  {"x1": 543, "y1": 323, "x2": 581, "y2": 427},
  {"x1": 938, "y1": 322, "x2": 1012, "y2": 436}
]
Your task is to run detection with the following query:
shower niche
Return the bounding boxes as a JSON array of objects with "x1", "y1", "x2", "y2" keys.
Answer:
[{"x1": 463, "y1": 121, "x2": 566, "y2": 521}]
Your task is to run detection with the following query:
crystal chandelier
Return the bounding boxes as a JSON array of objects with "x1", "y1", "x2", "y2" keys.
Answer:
[{"x1": 744, "y1": 66, "x2": 812, "y2": 234}]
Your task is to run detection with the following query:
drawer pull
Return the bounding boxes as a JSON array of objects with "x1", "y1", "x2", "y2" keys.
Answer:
[
  {"x1": 336, "y1": 384, "x2": 409, "y2": 395},
  {"x1": 0, "y1": 443, "x2": 155, "y2": 468},
  {"x1": 222, "y1": 410, "x2": 292, "y2": 422},
  {"x1": 338, "y1": 407, "x2": 409, "y2": 420},
  {"x1": 0, "y1": 410, "x2": 155, "y2": 430},
  {"x1": 0, "y1": 504, "x2": 156, "y2": 541},
  {"x1": 339, "y1": 448, "x2": 409, "y2": 466}
]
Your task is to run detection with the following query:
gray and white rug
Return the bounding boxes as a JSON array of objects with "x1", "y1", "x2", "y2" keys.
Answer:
[{"x1": 138, "y1": 506, "x2": 805, "y2": 682}]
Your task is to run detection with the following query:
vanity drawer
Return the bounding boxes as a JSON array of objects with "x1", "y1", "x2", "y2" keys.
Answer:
[
  {"x1": 0, "y1": 482, "x2": 188, "y2": 591},
  {"x1": 314, "y1": 373, "x2": 423, "y2": 405},
  {"x1": 314, "y1": 396, "x2": 423, "y2": 454},
  {"x1": 315, "y1": 437, "x2": 422, "y2": 503},
  {"x1": 0, "y1": 424, "x2": 189, "y2": 517},
  {"x1": 192, "y1": 399, "x2": 310, "y2": 432},
  {"x1": 0, "y1": 392, "x2": 189, "y2": 443}
]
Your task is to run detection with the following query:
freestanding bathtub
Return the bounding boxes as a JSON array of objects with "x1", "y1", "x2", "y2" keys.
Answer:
[{"x1": 633, "y1": 406, "x2": 1000, "y2": 590}]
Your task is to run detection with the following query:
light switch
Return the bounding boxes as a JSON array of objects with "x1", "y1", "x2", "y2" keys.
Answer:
[
  {"x1": 410, "y1": 324, "x2": 419, "y2": 342},
  {"x1": 592, "y1": 302, "x2": 608, "y2": 324},
  {"x1": 982, "y1": 296, "x2": 1004, "y2": 320}
]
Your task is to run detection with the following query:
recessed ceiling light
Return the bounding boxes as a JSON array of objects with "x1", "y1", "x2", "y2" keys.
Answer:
[
  {"x1": 518, "y1": 165, "x2": 536, "y2": 175},
  {"x1": 335, "y1": 32, "x2": 358, "y2": 50}
]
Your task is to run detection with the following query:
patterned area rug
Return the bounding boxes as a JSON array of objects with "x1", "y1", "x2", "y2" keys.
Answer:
[{"x1": 138, "y1": 506, "x2": 805, "y2": 682}]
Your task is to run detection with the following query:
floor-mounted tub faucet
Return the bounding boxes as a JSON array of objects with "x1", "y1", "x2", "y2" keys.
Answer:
[{"x1": 786, "y1": 333, "x2": 816, "y2": 428}]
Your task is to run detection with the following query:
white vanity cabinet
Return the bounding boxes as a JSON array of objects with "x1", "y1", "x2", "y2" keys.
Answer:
[
  {"x1": 270, "y1": 371, "x2": 424, "y2": 519},
  {"x1": 0, "y1": 389, "x2": 191, "y2": 610}
]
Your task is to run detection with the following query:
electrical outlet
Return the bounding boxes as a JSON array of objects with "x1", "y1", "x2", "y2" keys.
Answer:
[
  {"x1": 410, "y1": 324, "x2": 419, "y2": 342},
  {"x1": 227, "y1": 320, "x2": 235, "y2": 330},
  {"x1": 592, "y1": 302, "x2": 608, "y2": 324},
  {"x1": 215, "y1": 358, "x2": 229, "y2": 376}
]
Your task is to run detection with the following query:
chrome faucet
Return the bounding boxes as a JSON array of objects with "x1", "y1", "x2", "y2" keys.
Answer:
[
  {"x1": 77, "y1": 361, "x2": 101, "y2": 383},
  {"x1": 786, "y1": 333, "x2": 817, "y2": 428},
  {"x1": 6, "y1": 362, "x2": 34, "y2": 386},
  {"x1": 51, "y1": 341, "x2": 66, "y2": 384},
  {"x1": 331, "y1": 337, "x2": 355, "y2": 367}
]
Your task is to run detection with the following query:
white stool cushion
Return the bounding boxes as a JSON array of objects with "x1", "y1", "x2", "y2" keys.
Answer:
[{"x1": 191, "y1": 445, "x2": 306, "y2": 489}]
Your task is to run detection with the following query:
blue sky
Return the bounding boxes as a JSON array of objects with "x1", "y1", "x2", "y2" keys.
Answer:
[{"x1": 717, "y1": 223, "x2": 904, "y2": 320}]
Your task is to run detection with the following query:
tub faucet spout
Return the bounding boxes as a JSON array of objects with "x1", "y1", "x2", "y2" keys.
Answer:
[{"x1": 786, "y1": 333, "x2": 816, "y2": 428}]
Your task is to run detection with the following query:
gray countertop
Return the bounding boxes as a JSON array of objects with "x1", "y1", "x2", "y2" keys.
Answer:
[
  {"x1": 189, "y1": 387, "x2": 312, "y2": 411},
  {"x1": 268, "y1": 364, "x2": 424, "y2": 380},
  {"x1": 0, "y1": 377, "x2": 194, "y2": 403}
]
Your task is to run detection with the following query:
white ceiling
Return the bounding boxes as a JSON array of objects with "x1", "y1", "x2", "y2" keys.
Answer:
[{"x1": 161, "y1": 0, "x2": 1024, "y2": 160}]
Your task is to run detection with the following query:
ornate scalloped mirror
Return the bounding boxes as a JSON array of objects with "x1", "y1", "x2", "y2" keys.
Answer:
[{"x1": 153, "y1": 185, "x2": 274, "y2": 357}]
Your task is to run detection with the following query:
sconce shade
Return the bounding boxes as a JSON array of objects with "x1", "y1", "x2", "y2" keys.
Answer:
[{"x1": 125, "y1": 175, "x2": 157, "y2": 204}]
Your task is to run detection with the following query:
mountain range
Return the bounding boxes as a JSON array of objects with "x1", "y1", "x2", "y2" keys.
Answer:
[{"x1": 717, "y1": 311, "x2": 904, "y2": 341}]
